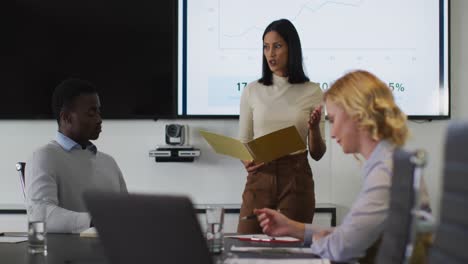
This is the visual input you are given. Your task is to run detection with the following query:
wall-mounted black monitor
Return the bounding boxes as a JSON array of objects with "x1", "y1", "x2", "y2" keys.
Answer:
[
  {"x1": 9, "y1": 0, "x2": 177, "y2": 119},
  {"x1": 178, "y1": 0, "x2": 450, "y2": 119}
]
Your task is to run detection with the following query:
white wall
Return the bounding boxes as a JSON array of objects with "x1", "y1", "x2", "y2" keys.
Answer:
[{"x1": 1, "y1": 0, "x2": 467, "y2": 230}]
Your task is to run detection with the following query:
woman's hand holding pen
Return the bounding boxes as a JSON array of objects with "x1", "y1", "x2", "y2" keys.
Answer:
[
  {"x1": 308, "y1": 105, "x2": 322, "y2": 129},
  {"x1": 241, "y1": 160, "x2": 264, "y2": 174},
  {"x1": 254, "y1": 208, "x2": 305, "y2": 240}
]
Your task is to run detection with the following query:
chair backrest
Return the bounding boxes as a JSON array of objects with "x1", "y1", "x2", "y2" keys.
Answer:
[
  {"x1": 16, "y1": 162, "x2": 26, "y2": 199},
  {"x1": 376, "y1": 149, "x2": 427, "y2": 264},
  {"x1": 429, "y1": 122, "x2": 468, "y2": 263}
]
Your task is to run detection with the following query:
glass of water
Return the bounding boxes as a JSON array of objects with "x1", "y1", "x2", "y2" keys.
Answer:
[
  {"x1": 205, "y1": 206, "x2": 224, "y2": 254},
  {"x1": 27, "y1": 199, "x2": 47, "y2": 255}
]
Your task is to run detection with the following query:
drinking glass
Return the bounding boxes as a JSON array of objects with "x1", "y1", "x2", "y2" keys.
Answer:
[
  {"x1": 205, "y1": 206, "x2": 224, "y2": 254},
  {"x1": 27, "y1": 199, "x2": 47, "y2": 255}
]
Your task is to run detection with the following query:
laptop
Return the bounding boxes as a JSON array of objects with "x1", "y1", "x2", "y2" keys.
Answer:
[{"x1": 83, "y1": 192, "x2": 213, "y2": 264}]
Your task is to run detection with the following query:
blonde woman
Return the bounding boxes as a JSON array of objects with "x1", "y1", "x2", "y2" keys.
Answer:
[{"x1": 254, "y1": 70, "x2": 409, "y2": 262}]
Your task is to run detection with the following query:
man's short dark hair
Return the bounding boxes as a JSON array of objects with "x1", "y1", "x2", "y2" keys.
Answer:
[{"x1": 52, "y1": 78, "x2": 98, "y2": 124}]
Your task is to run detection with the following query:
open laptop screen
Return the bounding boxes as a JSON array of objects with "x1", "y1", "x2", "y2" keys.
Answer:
[{"x1": 84, "y1": 192, "x2": 213, "y2": 264}]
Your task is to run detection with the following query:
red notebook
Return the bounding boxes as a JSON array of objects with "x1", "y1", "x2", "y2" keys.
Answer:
[{"x1": 226, "y1": 234, "x2": 300, "y2": 243}]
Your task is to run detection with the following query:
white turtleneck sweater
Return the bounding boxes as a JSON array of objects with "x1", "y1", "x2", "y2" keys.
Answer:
[{"x1": 239, "y1": 74, "x2": 324, "y2": 149}]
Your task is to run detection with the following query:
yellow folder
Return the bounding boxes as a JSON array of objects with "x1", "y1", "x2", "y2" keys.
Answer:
[{"x1": 199, "y1": 126, "x2": 306, "y2": 163}]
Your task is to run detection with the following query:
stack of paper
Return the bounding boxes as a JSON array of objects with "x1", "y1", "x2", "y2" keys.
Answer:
[
  {"x1": 79, "y1": 227, "x2": 98, "y2": 238},
  {"x1": 224, "y1": 259, "x2": 330, "y2": 264},
  {"x1": 0, "y1": 237, "x2": 28, "y2": 243}
]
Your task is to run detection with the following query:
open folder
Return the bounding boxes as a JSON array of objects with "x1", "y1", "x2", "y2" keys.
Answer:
[{"x1": 199, "y1": 126, "x2": 306, "y2": 163}]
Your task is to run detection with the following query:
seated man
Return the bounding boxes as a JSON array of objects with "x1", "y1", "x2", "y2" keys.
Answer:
[{"x1": 26, "y1": 78, "x2": 127, "y2": 233}]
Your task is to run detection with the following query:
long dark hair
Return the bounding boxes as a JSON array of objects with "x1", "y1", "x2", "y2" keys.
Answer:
[{"x1": 258, "y1": 19, "x2": 309, "y2": 85}]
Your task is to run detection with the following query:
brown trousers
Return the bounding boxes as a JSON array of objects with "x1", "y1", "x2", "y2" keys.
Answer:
[{"x1": 237, "y1": 152, "x2": 315, "y2": 234}]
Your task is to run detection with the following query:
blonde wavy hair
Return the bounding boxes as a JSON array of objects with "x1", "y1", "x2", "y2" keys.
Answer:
[{"x1": 324, "y1": 70, "x2": 409, "y2": 146}]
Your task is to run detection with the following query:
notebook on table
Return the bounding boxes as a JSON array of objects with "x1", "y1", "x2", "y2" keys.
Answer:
[{"x1": 79, "y1": 227, "x2": 97, "y2": 238}]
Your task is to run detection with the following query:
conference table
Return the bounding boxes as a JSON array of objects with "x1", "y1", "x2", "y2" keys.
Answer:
[
  {"x1": 1, "y1": 234, "x2": 107, "y2": 264},
  {"x1": 0, "y1": 234, "x2": 321, "y2": 264}
]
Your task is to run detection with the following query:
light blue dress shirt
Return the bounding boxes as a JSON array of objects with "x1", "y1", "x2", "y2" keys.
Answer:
[
  {"x1": 304, "y1": 140, "x2": 394, "y2": 262},
  {"x1": 56, "y1": 131, "x2": 97, "y2": 154}
]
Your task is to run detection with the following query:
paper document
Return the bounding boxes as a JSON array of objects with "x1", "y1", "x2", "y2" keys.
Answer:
[
  {"x1": 200, "y1": 126, "x2": 305, "y2": 163},
  {"x1": 230, "y1": 245, "x2": 316, "y2": 254},
  {"x1": 0, "y1": 237, "x2": 28, "y2": 243},
  {"x1": 80, "y1": 227, "x2": 98, "y2": 238},
  {"x1": 225, "y1": 234, "x2": 300, "y2": 243},
  {"x1": 224, "y1": 259, "x2": 330, "y2": 264}
]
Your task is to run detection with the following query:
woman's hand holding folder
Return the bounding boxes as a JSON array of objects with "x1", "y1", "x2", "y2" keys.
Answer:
[{"x1": 241, "y1": 160, "x2": 265, "y2": 174}]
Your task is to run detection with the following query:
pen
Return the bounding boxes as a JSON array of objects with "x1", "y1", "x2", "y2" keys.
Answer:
[
  {"x1": 0, "y1": 232, "x2": 28, "y2": 237},
  {"x1": 240, "y1": 214, "x2": 256, "y2": 221},
  {"x1": 241, "y1": 209, "x2": 281, "y2": 221}
]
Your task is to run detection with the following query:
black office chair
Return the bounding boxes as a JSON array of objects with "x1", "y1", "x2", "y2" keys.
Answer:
[
  {"x1": 375, "y1": 149, "x2": 429, "y2": 264},
  {"x1": 429, "y1": 122, "x2": 468, "y2": 263},
  {"x1": 16, "y1": 162, "x2": 26, "y2": 199}
]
